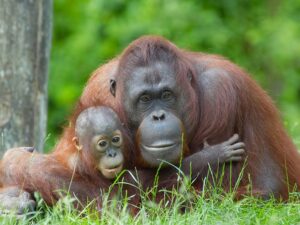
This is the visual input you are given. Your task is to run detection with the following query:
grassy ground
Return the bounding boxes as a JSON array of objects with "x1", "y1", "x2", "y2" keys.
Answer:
[
  {"x1": 1, "y1": 192, "x2": 300, "y2": 225},
  {"x1": 1, "y1": 173, "x2": 300, "y2": 225}
]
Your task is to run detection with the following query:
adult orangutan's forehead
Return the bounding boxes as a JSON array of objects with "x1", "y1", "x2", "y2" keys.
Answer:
[{"x1": 124, "y1": 62, "x2": 177, "y2": 87}]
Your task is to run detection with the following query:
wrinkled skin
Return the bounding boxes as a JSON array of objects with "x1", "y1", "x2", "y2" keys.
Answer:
[{"x1": 182, "y1": 134, "x2": 245, "y2": 176}]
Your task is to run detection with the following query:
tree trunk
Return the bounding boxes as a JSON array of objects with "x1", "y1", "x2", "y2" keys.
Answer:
[{"x1": 0, "y1": 0, "x2": 52, "y2": 155}]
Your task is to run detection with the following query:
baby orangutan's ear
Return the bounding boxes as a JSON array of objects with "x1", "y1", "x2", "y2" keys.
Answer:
[
  {"x1": 203, "y1": 139, "x2": 210, "y2": 148},
  {"x1": 72, "y1": 136, "x2": 83, "y2": 151}
]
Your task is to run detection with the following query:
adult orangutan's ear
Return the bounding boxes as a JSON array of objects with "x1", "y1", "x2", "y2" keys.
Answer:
[
  {"x1": 187, "y1": 71, "x2": 193, "y2": 83},
  {"x1": 110, "y1": 79, "x2": 116, "y2": 97}
]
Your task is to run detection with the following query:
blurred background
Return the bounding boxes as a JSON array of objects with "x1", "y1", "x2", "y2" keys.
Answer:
[{"x1": 46, "y1": 0, "x2": 300, "y2": 151}]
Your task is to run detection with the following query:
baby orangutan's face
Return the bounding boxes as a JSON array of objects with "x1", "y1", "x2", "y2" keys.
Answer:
[{"x1": 91, "y1": 130, "x2": 124, "y2": 179}]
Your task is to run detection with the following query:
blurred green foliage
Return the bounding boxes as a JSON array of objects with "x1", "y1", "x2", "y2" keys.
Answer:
[{"x1": 46, "y1": 0, "x2": 300, "y2": 151}]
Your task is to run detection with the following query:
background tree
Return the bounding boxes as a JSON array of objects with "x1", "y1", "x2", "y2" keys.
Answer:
[{"x1": 0, "y1": 0, "x2": 52, "y2": 155}]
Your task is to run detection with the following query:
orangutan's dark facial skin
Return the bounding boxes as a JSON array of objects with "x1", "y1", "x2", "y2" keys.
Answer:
[
  {"x1": 121, "y1": 63, "x2": 188, "y2": 166},
  {"x1": 137, "y1": 111, "x2": 184, "y2": 167}
]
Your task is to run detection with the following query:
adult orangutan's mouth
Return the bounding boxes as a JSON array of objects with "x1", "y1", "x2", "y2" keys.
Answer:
[{"x1": 142, "y1": 142, "x2": 178, "y2": 152}]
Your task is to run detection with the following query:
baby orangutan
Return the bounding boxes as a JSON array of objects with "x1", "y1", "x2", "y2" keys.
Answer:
[
  {"x1": 0, "y1": 106, "x2": 128, "y2": 213},
  {"x1": 71, "y1": 106, "x2": 125, "y2": 179}
]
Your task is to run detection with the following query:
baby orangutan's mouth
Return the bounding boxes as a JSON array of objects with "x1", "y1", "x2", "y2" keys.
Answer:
[
  {"x1": 99, "y1": 162, "x2": 124, "y2": 179},
  {"x1": 105, "y1": 164, "x2": 123, "y2": 173}
]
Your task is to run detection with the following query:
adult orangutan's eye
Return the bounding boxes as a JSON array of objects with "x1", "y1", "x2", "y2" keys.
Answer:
[
  {"x1": 139, "y1": 94, "x2": 152, "y2": 103},
  {"x1": 161, "y1": 90, "x2": 173, "y2": 100}
]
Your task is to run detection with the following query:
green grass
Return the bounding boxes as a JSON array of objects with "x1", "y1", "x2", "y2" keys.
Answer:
[
  {"x1": 1, "y1": 172, "x2": 300, "y2": 225},
  {"x1": 1, "y1": 191, "x2": 300, "y2": 225}
]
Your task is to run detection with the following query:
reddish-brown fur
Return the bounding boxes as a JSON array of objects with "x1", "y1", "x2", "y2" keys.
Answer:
[
  {"x1": 1, "y1": 36, "x2": 300, "y2": 204},
  {"x1": 0, "y1": 148, "x2": 109, "y2": 206}
]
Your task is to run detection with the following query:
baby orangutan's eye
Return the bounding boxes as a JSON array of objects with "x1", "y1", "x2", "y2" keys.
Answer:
[
  {"x1": 112, "y1": 136, "x2": 120, "y2": 143},
  {"x1": 111, "y1": 135, "x2": 122, "y2": 146},
  {"x1": 97, "y1": 140, "x2": 108, "y2": 150}
]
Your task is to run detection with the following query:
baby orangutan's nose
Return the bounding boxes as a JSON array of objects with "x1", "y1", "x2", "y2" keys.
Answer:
[{"x1": 107, "y1": 149, "x2": 117, "y2": 158}]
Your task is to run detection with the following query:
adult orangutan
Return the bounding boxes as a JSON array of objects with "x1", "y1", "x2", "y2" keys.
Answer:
[{"x1": 0, "y1": 35, "x2": 299, "y2": 212}]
